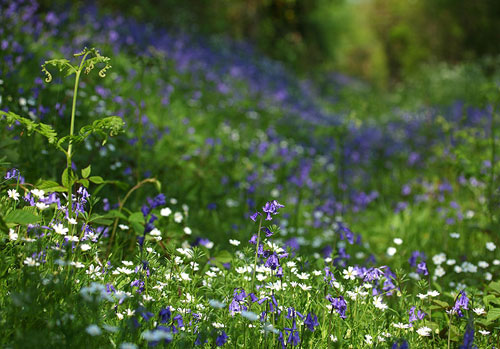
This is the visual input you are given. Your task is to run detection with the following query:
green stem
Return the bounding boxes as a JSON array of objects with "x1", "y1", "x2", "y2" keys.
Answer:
[
  {"x1": 250, "y1": 215, "x2": 263, "y2": 293},
  {"x1": 66, "y1": 52, "x2": 90, "y2": 218}
]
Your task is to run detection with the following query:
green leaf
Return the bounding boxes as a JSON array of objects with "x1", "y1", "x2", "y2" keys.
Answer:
[
  {"x1": 486, "y1": 308, "x2": 500, "y2": 323},
  {"x1": 102, "y1": 210, "x2": 127, "y2": 220},
  {"x1": 488, "y1": 280, "x2": 500, "y2": 296},
  {"x1": 483, "y1": 294, "x2": 500, "y2": 307},
  {"x1": 0, "y1": 214, "x2": 8, "y2": 233},
  {"x1": 214, "y1": 250, "x2": 232, "y2": 264},
  {"x1": 89, "y1": 176, "x2": 104, "y2": 184},
  {"x1": 0, "y1": 110, "x2": 59, "y2": 144},
  {"x1": 82, "y1": 165, "x2": 91, "y2": 178},
  {"x1": 129, "y1": 212, "x2": 144, "y2": 224},
  {"x1": 431, "y1": 299, "x2": 450, "y2": 309},
  {"x1": 79, "y1": 179, "x2": 89, "y2": 188},
  {"x1": 88, "y1": 214, "x2": 113, "y2": 226},
  {"x1": 61, "y1": 168, "x2": 76, "y2": 188},
  {"x1": 4, "y1": 209, "x2": 41, "y2": 225}
]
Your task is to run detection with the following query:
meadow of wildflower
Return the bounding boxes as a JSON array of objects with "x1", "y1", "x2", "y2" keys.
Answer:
[{"x1": 0, "y1": 1, "x2": 499, "y2": 348}]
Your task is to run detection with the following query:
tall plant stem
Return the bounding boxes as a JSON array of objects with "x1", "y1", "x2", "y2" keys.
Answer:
[
  {"x1": 66, "y1": 52, "x2": 90, "y2": 218},
  {"x1": 250, "y1": 215, "x2": 263, "y2": 292}
]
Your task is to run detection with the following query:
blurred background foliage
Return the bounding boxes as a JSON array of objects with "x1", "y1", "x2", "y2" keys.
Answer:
[{"x1": 40, "y1": 0, "x2": 500, "y2": 87}]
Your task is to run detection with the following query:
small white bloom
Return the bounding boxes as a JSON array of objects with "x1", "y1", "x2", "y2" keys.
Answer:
[
  {"x1": 343, "y1": 266, "x2": 357, "y2": 280},
  {"x1": 80, "y1": 244, "x2": 91, "y2": 251},
  {"x1": 66, "y1": 235, "x2": 79, "y2": 242},
  {"x1": 174, "y1": 212, "x2": 183, "y2": 223},
  {"x1": 179, "y1": 272, "x2": 191, "y2": 281},
  {"x1": 119, "y1": 224, "x2": 129, "y2": 230},
  {"x1": 446, "y1": 259, "x2": 456, "y2": 265},
  {"x1": 67, "y1": 217, "x2": 77, "y2": 225},
  {"x1": 53, "y1": 223, "x2": 69, "y2": 236},
  {"x1": 23, "y1": 257, "x2": 40, "y2": 267},
  {"x1": 229, "y1": 239, "x2": 240, "y2": 246},
  {"x1": 9, "y1": 229, "x2": 18, "y2": 241},
  {"x1": 7, "y1": 189, "x2": 20, "y2": 201},
  {"x1": 478, "y1": 261, "x2": 489, "y2": 268},
  {"x1": 36, "y1": 202, "x2": 49, "y2": 210},
  {"x1": 393, "y1": 238, "x2": 403, "y2": 245},
  {"x1": 432, "y1": 253, "x2": 447, "y2": 265},
  {"x1": 417, "y1": 293, "x2": 428, "y2": 300},
  {"x1": 150, "y1": 228, "x2": 161, "y2": 236},
  {"x1": 478, "y1": 329, "x2": 490, "y2": 335},
  {"x1": 486, "y1": 242, "x2": 496, "y2": 251},
  {"x1": 427, "y1": 290, "x2": 440, "y2": 297},
  {"x1": 330, "y1": 335, "x2": 338, "y2": 342},
  {"x1": 183, "y1": 227, "x2": 192, "y2": 235},
  {"x1": 160, "y1": 207, "x2": 172, "y2": 217},
  {"x1": 473, "y1": 307, "x2": 486, "y2": 315},
  {"x1": 298, "y1": 283, "x2": 312, "y2": 291},
  {"x1": 373, "y1": 296, "x2": 388, "y2": 310},
  {"x1": 364, "y1": 335, "x2": 373, "y2": 345},
  {"x1": 86, "y1": 324, "x2": 102, "y2": 336},
  {"x1": 449, "y1": 232, "x2": 460, "y2": 239},
  {"x1": 31, "y1": 189, "x2": 45, "y2": 199},
  {"x1": 387, "y1": 247, "x2": 397, "y2": 256},
  {"x1": 416, "y1": 327, "x2": 432, "y2": 336}
]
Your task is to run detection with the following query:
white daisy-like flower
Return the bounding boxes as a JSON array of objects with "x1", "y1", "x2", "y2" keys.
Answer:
[
  {"x1": 212, "y1": 322, "x2": 225, "y2": 328},
  {"x1": 478, "y1": 261, "x2": 489, "y2": 268},
  {"x1": 478, "y1": 329, "x2": 490, "y2": 335},
  {"x1": 173, "y1": 212, "x2": 183, "y2": 223},
  {"x1": 229, "y1": 239, "x2": 240, "y2": 246},
  {"x1": 373, "y1": 296, "x2": 388, "y2": 310},
  {"x1": 416, "y1": 327, "x2": 432, "y2": 336},
  {"x1": 393, "y1": 238, "x2": 403, "y2": 245},
  {"x1": 9, "y1": 229, "x2": 18, "y2": 241},
  {"x1": 432, "y1": 253, "x2": 447, "y2": 265},
  {"x1": 7, "y1": 189, "x2": 20, "y2": 201},
  {"x1": 67, "y1": 217, "x2": 77, "y2": 225},
  {"x1": 80, "y1": 244, "x2": 91, "y2": 251},
  {"x1": 296, "y1": 272, "x2": 310, "y2": 280},
  {"x1": 435, "y1": 266, "x2": 446, "y2": 277},
  {"x1": 179, "y1": 272, "x2": 191, "y2": 281},
  {"x1": 36, "y1": 202, "x2": 49, "y2": 210},
  {"x1": 298, "y1": 283, "x2": 312, "y2": 291},
  {"x1": 427, "y1": 290, "x2": 440, "y2": 297},
  {"x1": 486, "y1": 242, "x2": 496, "y2": 251},
  {"x1": 472, "y1": 307, "x2": 486, "y2": 316},
  {"x1": 417, "y1": 293, "x2": 428, "y2": 300},
  {"x1": 31, "y1": 189, "x2": 45, "y2": 199},
  {"x1": 23, "y1": 257, "x2": 40, "y2": 267},
  {"x1": 86, "y1": 324, "x2": 102, "y2": 336},
  {"x1": 392, "y1": 322, "x2": 411, "y2": 329},
  {"x1": 119, "y1": 224, "x2": 129, "y2": 230},
  {"x1": 330, "y1": 335, "x2": 338, "y2": 342},
  {"x1": 343, "y1": 266, "x2": 357, "y2": 280},
  {"x1": 150, "y1": 228, "x2": 161, "y2": 236},
  {"x1": 387, "y1": 247, "x2": 397, "y2": 256},
  {"x1": 449, "y1": 232, "x2": 460, "y2": 239},
  {"x1": 160, "y1": 207, "x2": 172, "y2": 217},
  {"x1": 53, "y1": 223, "x2": 69, "y2": 235},
  {"x1": 122, "y1": 260, "x2": 134, "y2": 266},
  {"x1": 364, "y1": 335, "x2": 373, "y2": 345},
  {"x1": 183, "y1": 227, "x2": 192, "y2": 235}
]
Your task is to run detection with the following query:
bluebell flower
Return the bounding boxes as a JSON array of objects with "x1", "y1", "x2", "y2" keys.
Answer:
[
  {"x1": 417, "y1": 261, "x2": 429, "y2": 275},
  {"x1": 265, "y1": 253, "x2": 280, "y2": 270},
  {"x1": 326, "y1": 295, "x2": 347, "y2": 319},
  {"x1": 216, "y1": 331, "x2": 228, "y2": 346},
  {"x1": 304, "y1": 312, "x2": 319, "y2": 332},
  {"x1": 459, "y1": 320, "x2": 476, "y2": 349},
  {"x1": 159, "y1": 307, "x2": 171, "y2": 323},
  {"x1": 453, "y1": 291, "x2": 469, "y2": 317}
]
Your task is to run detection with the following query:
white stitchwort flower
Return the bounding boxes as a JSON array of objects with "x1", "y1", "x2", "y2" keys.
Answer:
[
  {"x1": 416, "y1": 327, "x2": 432, "y2": 336},
  {"x1": 343, "y1": 266, "x2": 357, "y2": 280},
  {"x1": 86, "y1": 324, "x2": 102, "y2": 336},
  {"x1": 9, "y1": 229, "x2": 18, "y2": 241},
  {"x1": 174, "y1": 212, "x2": 183, "y2": 223},
  {"x1": 160, "y1": 207, "x2": 172, "y2": 217},
  {"x1": 53, "y1": 223, "x2": 69, "y2": 236},
  {"x1": 387, "y1": 247, "x2": 397, "y2": 256},
  {"x1": 7, "y1": 189, "x2": 20, "y2": 201},
  {"x1": 486, "y1": 242, "x2": 496, "y2": 251},
  {"x1": 229, "y1": 239, "x2": 240, "y2": 246},
  {"x1": 473, "y1": 307, "x2": 486, "y2": 316}
]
